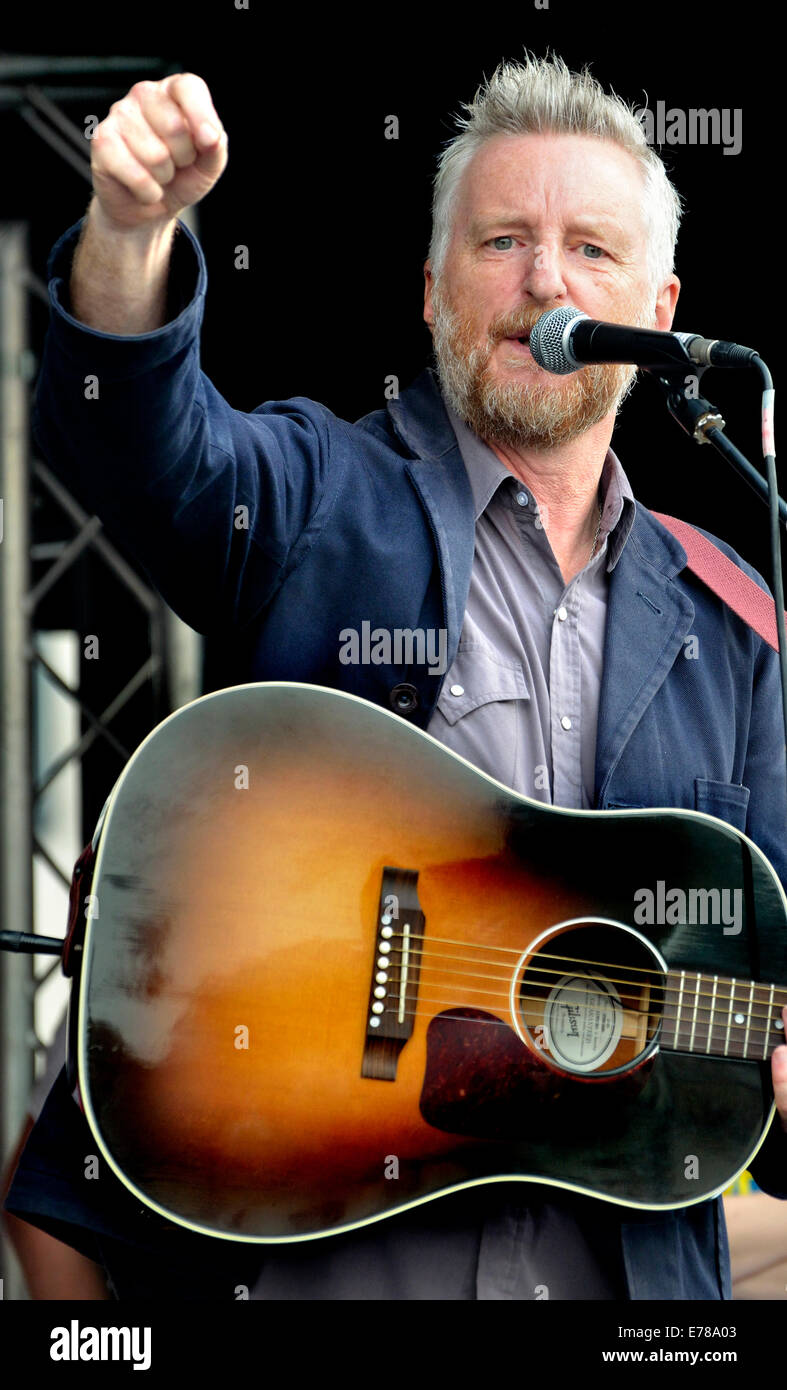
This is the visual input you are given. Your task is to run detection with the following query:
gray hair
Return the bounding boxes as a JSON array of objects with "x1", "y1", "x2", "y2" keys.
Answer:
[{"x1": 428, "y1": 53, "x2": 683, "y2": 297}]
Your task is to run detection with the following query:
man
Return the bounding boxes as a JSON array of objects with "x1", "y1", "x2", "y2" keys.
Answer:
[{"x1": 5, "y1": 54, "x2": 787, "y2": 1300}]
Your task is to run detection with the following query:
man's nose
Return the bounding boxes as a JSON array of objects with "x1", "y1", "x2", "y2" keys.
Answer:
[{"x1": 523, "y1": 242, "x2": 568, "y2": 302}]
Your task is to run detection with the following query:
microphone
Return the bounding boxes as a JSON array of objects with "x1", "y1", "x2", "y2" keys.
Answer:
[{"x1": 529, "y1": 306, "x2": 758, "y2": 375}]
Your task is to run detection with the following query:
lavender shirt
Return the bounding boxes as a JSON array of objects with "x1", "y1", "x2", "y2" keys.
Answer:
[{"x1": 430, "y1": 403, "x2": 636, "y2": 809}]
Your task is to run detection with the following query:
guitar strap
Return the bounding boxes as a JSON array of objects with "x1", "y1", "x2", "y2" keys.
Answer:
[{"x1": 652, "y1": 512, "x2": 787, "y2": 654}]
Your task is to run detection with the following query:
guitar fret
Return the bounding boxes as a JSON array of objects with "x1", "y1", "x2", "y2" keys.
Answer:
[
  {"x1": 707, "y1": 975, "x2": 718, "y2": 1054},
  {"x1": 742, "y1": 980, "x2": 755, "y2": 1058},
  {"x1": 724, "y1": 978, "x2": 735, "y2": 1056},
  {"x1": 766, "y1": 984, "x2": 776, "y2": 1059},
  {"x1": 676, "y1": 970, "x2": 686, "y2": 1049},
  {"x1": 662, "y1": 978, "x2": 676, "y2": 1048},
  {"x1": 688, "y1": 970, "x2": 701, "y2": 1051}
]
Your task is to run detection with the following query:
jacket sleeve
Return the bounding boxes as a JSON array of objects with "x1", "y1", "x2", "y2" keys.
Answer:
[{"x1": 31, "y1": 218, "x2": 339, "y2": 633}]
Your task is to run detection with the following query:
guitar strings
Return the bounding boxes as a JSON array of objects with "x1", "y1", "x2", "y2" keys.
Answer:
[
  {"x1": 371, "y1": 942, "x2": 786, "y2": 1040},
  {"x1": 384, "y1": 948, "x2": 785, "y2": 1026},
  {"x1": 380, "y1": 924, "x2": 783, "y2": 983},
  {"x1": 374, "y1": 997, "x2": 784, "y2": 1052},
  {"x1": 395, "y1": 969, "x2": 784, "y2": 1040},
  {"x1": 379, "y1": 980, "x2": 783, "y2": 1045},
  {"x1": 393, "y1": 950, "x2": 780, "y2": 1018},
  {"x1": 374, "y1": 1001, "x2": 784, "y2": 1056},
  {"x1": 376, "y1": 930, "x2": 787, "y2": 1016}
]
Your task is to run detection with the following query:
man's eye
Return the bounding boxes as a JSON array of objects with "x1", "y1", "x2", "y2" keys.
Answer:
[
  {"x1": 582, "y1": 244, "x2": 605, "y2": 259},
  {"x1": 490, "y1": 236, "x2": 515, "y2": 250}
]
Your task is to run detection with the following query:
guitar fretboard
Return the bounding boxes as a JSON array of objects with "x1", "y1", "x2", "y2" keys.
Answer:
[{"x1": 662, "y1": 971, "x2": 787, "y2": 1060}]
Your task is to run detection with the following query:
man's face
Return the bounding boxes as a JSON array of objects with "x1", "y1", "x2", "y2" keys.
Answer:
[{"x1": 423, "y1": 132, "x2": 679, "y2": 449}]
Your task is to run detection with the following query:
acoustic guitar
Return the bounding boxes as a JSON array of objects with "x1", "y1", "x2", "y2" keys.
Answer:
[{"x1": 67, "y1": 682, "x2": 787, "y2": 1243}]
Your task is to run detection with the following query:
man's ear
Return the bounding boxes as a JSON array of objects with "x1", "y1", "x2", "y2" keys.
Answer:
[
  {"x1": 423, "y1": 260, "x2": 434, "y2": 332},
  {"x1": 654, "y1": 274, "x2": 680, "y2": 332}
]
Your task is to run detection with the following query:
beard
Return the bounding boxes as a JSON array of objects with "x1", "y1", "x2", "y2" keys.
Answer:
[{"x1": 430, "y1": 282, "x2": 651, "y2": 450}]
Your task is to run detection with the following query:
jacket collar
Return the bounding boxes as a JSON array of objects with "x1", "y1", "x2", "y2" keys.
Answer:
[
  {"x1": 387, "y1": 365, "x2": 692, "y2": 580},
  {"x1": 386, "y1": 367, "x2": 461, "y2": 461},
  {"x1": 386, "y1": 370, "x2": 476, "y2": 651}
]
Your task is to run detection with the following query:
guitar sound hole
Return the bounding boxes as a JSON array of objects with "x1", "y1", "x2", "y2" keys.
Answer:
[{"x1": 514, "y1": 918, "x2": 666, "y2": 1080}]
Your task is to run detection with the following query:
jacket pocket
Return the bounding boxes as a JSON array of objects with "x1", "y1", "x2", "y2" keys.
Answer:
[{"x1": 694, "y1": 778, "x2": 750, "y2": 832}]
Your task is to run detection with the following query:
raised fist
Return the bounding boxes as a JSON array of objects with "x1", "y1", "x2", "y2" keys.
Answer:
[{"x1": 90, "y1": 73, "x2": 228, "y2": 230}]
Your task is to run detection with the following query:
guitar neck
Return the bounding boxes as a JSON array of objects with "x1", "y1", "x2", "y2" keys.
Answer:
[{"x1": 662, "y1": 970, "x2": 787, "y2": 1060}]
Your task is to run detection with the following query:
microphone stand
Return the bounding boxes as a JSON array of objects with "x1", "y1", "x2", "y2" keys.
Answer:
[
  {"x1": 648, "y1": 367, "x2": 787, "y2": 526},
  {"x1": 647, "y1": 365, "x2": 787, "y2": 781}
]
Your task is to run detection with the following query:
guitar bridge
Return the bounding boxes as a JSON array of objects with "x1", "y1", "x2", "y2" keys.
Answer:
[{"x1": 361, "y1": 867, "x2": 425, "y2": 1080}]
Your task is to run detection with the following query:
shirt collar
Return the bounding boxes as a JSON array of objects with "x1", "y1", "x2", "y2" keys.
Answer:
[{"x1": 444, "y1": 400, "x2": 636, "y2": 572}]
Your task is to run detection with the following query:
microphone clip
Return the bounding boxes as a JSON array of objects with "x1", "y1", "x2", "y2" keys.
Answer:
[{"x1": 646, "y1": 366, "x2": 726, "y2": 446}]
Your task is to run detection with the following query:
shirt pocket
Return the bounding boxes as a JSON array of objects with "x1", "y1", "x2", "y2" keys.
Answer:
[
  {"x1": 430, "y1": 643, "x2": 530, "y2": 789},
  {"x1": 694, "y1": 777, "x2": 750, "y2": 832}
]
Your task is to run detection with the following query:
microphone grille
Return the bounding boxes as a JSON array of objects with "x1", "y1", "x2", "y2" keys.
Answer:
[{"x1": 529, "y1": 307, "x2": 586, "y2": 374}]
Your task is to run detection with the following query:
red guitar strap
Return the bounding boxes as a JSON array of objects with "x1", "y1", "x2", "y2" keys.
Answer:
[{"x1": 652, "y1": 512, "x2": 786, "y2": 655}]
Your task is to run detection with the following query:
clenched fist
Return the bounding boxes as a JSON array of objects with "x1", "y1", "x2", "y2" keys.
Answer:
[{"x1": 90, "y1": 72, "x2": 228, "y2": 230}]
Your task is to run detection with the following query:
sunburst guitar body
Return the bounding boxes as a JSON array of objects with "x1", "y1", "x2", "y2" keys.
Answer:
[{"x1": 70, "y1": 682, "x2": 787, "y2": 1242}]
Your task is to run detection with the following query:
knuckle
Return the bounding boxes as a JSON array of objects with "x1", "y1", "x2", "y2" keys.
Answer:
[
  {"x1": 92, "y1": 122, "x2": 117, "y2": 158},
  {"x1": 163, "y1": 108, "x2": 187, "y2": 135},
  {"x1": 127, "y1": 166, "x2": 153, "y2": 189}
]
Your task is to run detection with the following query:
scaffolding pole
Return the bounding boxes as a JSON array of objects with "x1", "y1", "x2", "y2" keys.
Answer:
[{"x1": 0, "y1": 223, "x2": 34, "y2": 1302}]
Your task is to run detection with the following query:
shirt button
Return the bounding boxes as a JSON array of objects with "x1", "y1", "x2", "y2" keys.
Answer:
[
  {"x1": 515, "y1": 490, "x2": 529, "y2": 507},
  {"x1": 556, "y1": 605, "x2": 568, "y2": 622},
  {"x1": 450, "y1": 684, "x2": 465, "y2": 697},
  {"x1": 560, "y1": 715, "x2": 572, "y2": 731}
]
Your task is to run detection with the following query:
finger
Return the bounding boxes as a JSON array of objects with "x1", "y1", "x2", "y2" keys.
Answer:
[
  {"x1": 131, "y1": 80, "x2": 200, "y2": 170},
  {"x1": 91, "y1": 123, "x2": 167, "y2": 205},
  {"x1": 162, "y1": 72, "x2": 224, "y2": 151},
  {"x1": 106, "y1": 99, "x2": 177, "y2": 186}
]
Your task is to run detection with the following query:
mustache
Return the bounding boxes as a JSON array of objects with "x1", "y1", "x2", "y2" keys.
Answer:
[
  {"x1": 492, "y1": 302, "x2": 653, "y2": 344},
  {"x1": 492, "y1": 305, "x2": 570, "y2": 342}
]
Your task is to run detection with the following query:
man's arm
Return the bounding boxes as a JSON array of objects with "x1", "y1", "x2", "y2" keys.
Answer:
[
  {"x1": 70, "y1": 73, "x2": 227, "y2": 335},
  {"x1": 34, "y1": 73, "x2": 336, "y2": 633},
  {"x1": 2, "y1": 1119, "x2": 111, "y2": 1300},
  {"x1": 70, "y1": 202, "x2": 176, "y2": 336}
]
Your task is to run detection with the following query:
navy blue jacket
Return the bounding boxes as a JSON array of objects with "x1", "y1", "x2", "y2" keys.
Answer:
[{"x1": 7, "y1": 216, "x2": 787, "y2": 1300}]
